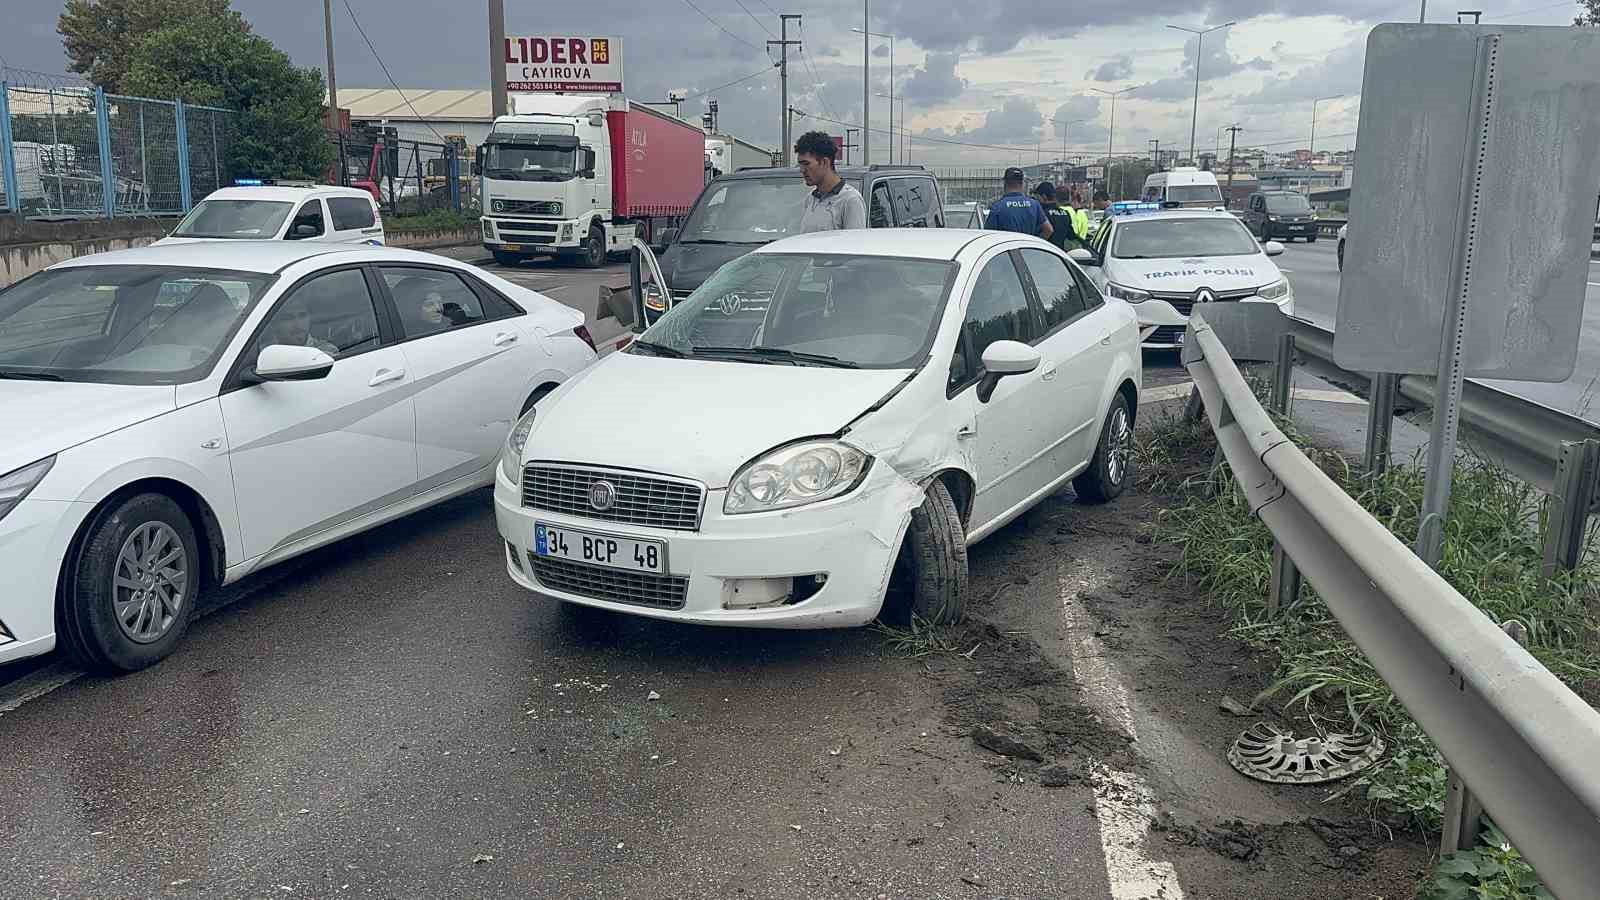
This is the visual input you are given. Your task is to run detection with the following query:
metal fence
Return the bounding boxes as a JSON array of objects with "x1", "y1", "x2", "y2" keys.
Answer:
[
  {"x1": 0, "y1": 80, "x2": 233, "y2": 219},
  {"x1": 329, "y1": 130, "x2": 472, "y2": 218},
  {"x1": 931, "y1": 168, "x2": 1006, "y2": 206}
]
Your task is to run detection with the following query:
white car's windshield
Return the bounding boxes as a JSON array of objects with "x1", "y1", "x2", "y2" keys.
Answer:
[
  {"x1": 1164, "y1": 184, "x2": 1223, "y2": 204},
  {"x1": 633, "y1": 252, "x2": 957, "y2": 368},
  {"x1": 171, "y1": 199, "x2": 294, "y2": 239},
  {"x1": 0, "y1": 265, "x2": 274, "y2": 384},
  {"x1": 679, "y1": 178, "x2": 816, "y2": 244},
  {"x1": 1111, "y1": 218, "x2": 1260, "y2": 259}
]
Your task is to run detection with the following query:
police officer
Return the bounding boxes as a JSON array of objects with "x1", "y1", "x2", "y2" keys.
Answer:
[
  {"x1": 1032, "y1": 181, "x2": 1077, "y2": 251},
  {"x1": 986, "y1": 167, "x2": 1053, "y2": 240}
]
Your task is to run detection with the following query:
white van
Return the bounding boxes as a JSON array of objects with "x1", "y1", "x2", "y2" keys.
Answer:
[
  {"x1": 1141, "y1": 167, "x2": 1224, "y2": 209},
  {"x1": 157, "y1": 185, "x2": 385, "y2": 246}
]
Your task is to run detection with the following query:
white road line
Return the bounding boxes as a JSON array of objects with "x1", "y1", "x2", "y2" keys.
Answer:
[
  {"x1": 1058, "y1": 563, "x2": 1187, "y2": 900},
  {"x1": 0, "y1": 662, "x2": 83, "y2": 718}
]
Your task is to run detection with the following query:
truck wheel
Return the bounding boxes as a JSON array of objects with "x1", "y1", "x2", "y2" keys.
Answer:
[
  {"x1": 60, "y1": 493, "x2": 200, "y2": 673},
  {"x1": 1074, "y1": 394, "x2": 1134, "y2": 504},
  {"x1": 583, "y1": 226, "x2": 606, "y2": 268},
  {"x1": 492, "y1": 250, "x2": 524, "y2": 268},
  {"x1": 879, "y1": 480, "x2": 968, "y2": 626}
]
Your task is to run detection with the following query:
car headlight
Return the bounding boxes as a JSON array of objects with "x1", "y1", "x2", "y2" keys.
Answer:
[
  {"x1": 725, "y1": 440, "x2": 870, "y2": 515},
  {"x1": 0, "y1": 456, "x2": 55, "y2": 523},
  {"x1": 500, "y1": 407, "x2": 538, "y2": 483},
  {"x1": 1106, "y1": 281, "x2": 1150, "y2": 304},
  {"x1": 1268, "y1": 215, "x2": 1279, "y2": 222},
  {"x1": 642, "y1": 283, "x2": 668, "y2": 312},
  {"x1": 1257, "y1": 278, "x2": 1291, "y2": 301}
]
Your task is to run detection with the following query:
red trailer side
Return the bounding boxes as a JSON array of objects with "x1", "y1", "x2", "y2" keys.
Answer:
[{"x1": 606, "y1": 103, "x2": 703, "y2": 218}]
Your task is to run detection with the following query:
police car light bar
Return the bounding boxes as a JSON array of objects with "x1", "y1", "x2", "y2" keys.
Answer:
[{"x1": 1109, "y1": 201, "x2": 1162, "y2": 216}]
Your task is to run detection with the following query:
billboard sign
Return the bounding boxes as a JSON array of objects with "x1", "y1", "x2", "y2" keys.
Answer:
[
  {"x1": 1086, "y1": 165, "x2": 1105, "y2": 180},
  {"x1": 505, "y1": 36, "x2": 624, "y2": 93}
]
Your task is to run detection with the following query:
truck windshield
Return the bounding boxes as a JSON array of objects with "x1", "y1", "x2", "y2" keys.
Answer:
[
  {"x1": 1265, "y1": 193, "x2": 1313, "y2": 213},
  {"x1": 171, "y1": 199, "x2": 293, "y2": 239},
  {"x1": 1165, "y1": 184, "x2": 1223, "y2": 204},
  {"x1": 482, "y1": 144, "x2": 576, "y2": 181},
  {"x1": 679, "y1": 178, "x2": 815, "y2": 244}
]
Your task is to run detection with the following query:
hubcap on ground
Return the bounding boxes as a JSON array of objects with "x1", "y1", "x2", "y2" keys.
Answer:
[
  {"x1": 1106, "y1": 406, "x2": 1133, "y2": 485},
  {"x1": 112, "y1": 522, "x2": 187, "y2": 644}
]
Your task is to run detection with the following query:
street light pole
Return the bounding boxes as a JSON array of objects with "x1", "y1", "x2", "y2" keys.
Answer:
[
  {"x1": 324, "y1": 0, "x2": 340, "y2": 131},
  {"x1": 1310, "y1": 94, "x2": 1342, "y2": 160},
  {"x1": 1092, "y1": 85, "x2": 1141, "y2": 200},
  {"x1": 861, "y1": 0, "x2": 870, "y2": 165},
  {"x1": 1167, "y1": 21, "x2": 1234, "y2": 166},
  {"x1": 854, "y1": 28, "x2": 895, "y2": 163},
  {"x1": 488, "y1": 0, "x2": 507, "y2": 118}
]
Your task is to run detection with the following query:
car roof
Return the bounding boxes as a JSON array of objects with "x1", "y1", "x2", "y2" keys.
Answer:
[
  {"x1": 199, "y1": 185, "x2": 375, "y2": 203},
  {"x1": 754, "y1": 228, "x2": 1015, "y2": 260},
  {"x1": 49, "y1": 240, "x2": 428, "y2": 274}
]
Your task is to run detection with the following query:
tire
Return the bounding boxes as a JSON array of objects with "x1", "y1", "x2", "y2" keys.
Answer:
[
  {"x1": 60, "y1": 493, "x2": 200, "y2": 673},
  {"x1": 879, "y1": 480, "x2": 969, "y2": 626},
  {"x1": 583, "y1": 226, "x2": 606, "y2": 269},
  {"x1": 1074, "y1": 393, "x2": 1134, "y2": 504},
  {"x1": 1307, "y1": 234, "x2": 1318, "y2": 243},
  {"x1": 492, "y1": 250, "x2": 524, "y2": 268}
]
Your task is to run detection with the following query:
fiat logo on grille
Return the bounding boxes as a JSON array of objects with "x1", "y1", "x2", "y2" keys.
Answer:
[{"x1": 588, "y1": 480, "x2": 617, "y2": 512}]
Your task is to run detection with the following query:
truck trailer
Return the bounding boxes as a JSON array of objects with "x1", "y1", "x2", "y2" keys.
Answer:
[{"x1": 704, "y1": 133, "x2": 773, "y2": 179}]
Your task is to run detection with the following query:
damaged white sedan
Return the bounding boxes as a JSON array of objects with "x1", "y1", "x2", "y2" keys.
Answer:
[{"x1": 493, "y1": 228, "x2": 1142, "y2": 627}]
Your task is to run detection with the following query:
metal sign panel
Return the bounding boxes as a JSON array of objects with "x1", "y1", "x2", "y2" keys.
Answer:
[
  {"x1": 1335, "y1": 24, "x2": 1600, "y2": 381},
  {"x1": 504, "y1": 36, "x2": 624, "y2": 93},
  {"x1": 1086, "y1": 165, "x2": 1105, "y2": 180}
]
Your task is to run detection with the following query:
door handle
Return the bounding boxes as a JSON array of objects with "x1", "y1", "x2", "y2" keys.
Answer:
[
  {"x1": 492, "y1": 331, "x2": 518, "y2": 346},
  {"x1": 1100, "y1": 335, "x2": 1113, "y2": 346},
  {"x1": 957, "y1": 425, "x2": 976, "y2": 439},
  {"x1": 1042, "y1": 367, "x2": 1058, "y2": 381},
  {"x1": 369, "y1": 367, "x2": 405, "y2": 387}
]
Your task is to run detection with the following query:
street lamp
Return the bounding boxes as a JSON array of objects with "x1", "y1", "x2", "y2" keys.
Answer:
[
  {"x1": 1091, "y1": 85, "x2": 1141, "y2": 199},
  {"x1": 1167, "y1": 21, "x2": 1235, "y2": 166},
  {"x1": 1310, "y1": 95, "x2": 1343, "y2": 161},
  {"x1": 874, "y1": 92, "x2": 908, "y2": 163},
  {"x1": 852, "y1": 27, "x2": 895, "y2": 163},
  {"x1": 1047, "y1": 116, "x2": 1090, "y2": 174}
]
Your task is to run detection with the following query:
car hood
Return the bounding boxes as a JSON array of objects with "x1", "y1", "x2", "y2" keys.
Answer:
[
  {"x1": 527, "y1": 352, "x2": 909, "y2": 489},
  {"x1": 659, "y1": 241, "x2": 765, "y2": 295},
  {"x1": 1108, "y1": 253, "x2": 1282, "y2": 293},
  {"x1": 0, "y1": 381, "x2": 176, "y2": 475}
]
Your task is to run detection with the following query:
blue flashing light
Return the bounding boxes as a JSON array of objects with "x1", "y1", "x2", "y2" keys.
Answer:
[
  {"x1": 233, "y1": 178, "x2": 265, "y2": 186},
  {"x1": 1109, "y1": 201, "x2": 1161, "y2": 217}
]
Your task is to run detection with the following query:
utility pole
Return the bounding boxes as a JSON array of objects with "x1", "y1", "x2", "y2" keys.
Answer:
[
  {"x1": 861, "y1": 0, "x2": 870, "y2": 165},
  {"x1": 1167, "y1": 21, "x2": 1234, "y2": 166},
  {"x1": 844, "y1": 127, "x2": 859, "y2": 164},
  {"x1": 1225, "y1": 124, "x2": 1242, "y2": 208},
  {"x1": 1150, "y1": 138, "x2": 1161, "y2": 172},
  {"x1": 769, "y1": 15, "x2": 803, "y2": 166},
  {"x1": 323, "y1": 0, "x2": 340, "y2": 131},
  {"x1": 488, "y1": 0, "x2": 507, "y2": 118}
]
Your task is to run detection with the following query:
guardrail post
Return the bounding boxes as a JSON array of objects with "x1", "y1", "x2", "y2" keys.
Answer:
[
  {"x1": 1183, "y1": 385, "x2": 1204, "y2": 423},
  {"x1": 174, "y1": 100, "x2": 192, "y2": 211},
  {"x1": 1267, "y1": 544, "x2": 1300, "y2": 617},
  {"x1": 1270, "y1": 333, "x2": 1296, "y2": 414},
  {"x1": 0, "y1": 82, "x2": 19, "y2": 218},
  {"x1": 94, "y1": 87, "x2": 114, "y2": 218},
  {"x1": 1541, "y1": 440, "x2": 1600, "y2": 579},
  {"x1": 1365, "y1": 372, "x2": 1400, "y2": 476},
  {"x1": 447, "y1": 145, "x2": 461, "y2": 212},
  {"x1": 1440, "y1": 620, "x2": 1531, "y2": 855}
]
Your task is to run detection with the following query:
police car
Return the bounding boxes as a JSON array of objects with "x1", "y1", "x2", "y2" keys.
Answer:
[{"x1": 1072, "y1": 202, "x2": 1292, "y2": 348}]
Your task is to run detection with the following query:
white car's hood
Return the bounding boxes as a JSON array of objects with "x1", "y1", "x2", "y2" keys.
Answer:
[
  {"x1": 527, "y1": 352, "x2": 909, "y2": 489},
  {"x1": 0, "y1": 381, "x2": 176, "y2": 475},
  {"x1": 151, "y1": 236, "x2": 256, "y2": 246},
  {"x1": 1108, "y1": 253, "x2": 1281, "y2": 294}
]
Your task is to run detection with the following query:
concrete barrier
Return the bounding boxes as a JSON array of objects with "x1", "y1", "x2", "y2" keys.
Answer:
[
  {"x1": 385, "y1": 228, "x2": 479, "y2": 250},
  {"x1": 1, "y1": 218, "x2": 177, "y2": 288}
]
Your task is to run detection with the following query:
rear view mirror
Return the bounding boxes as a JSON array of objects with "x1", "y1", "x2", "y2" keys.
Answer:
[
  {"x1": 1262, "y1": 241, "x2": 1285, "y2": 257},
  {"x1": 253, "y1": 344, "x2": 334, "y2": 381},
  {"x1": 1067, "y1": 248, "x2": 1097, "y2": 266},
  {"x1": 977, "y1": 340, "x2": 1041, "y2": 403},
  {"x1": 653, "y1": 227, "x2": 679, "y2": 251}
]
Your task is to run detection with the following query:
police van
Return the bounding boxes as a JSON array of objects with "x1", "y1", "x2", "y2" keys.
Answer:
[
  {"x1": 1070, "y1": 202, "x2": 1292, "y2": 348},
  {"x1": 1141, "y1": 167, "x2": 1223, "y2": 209}
]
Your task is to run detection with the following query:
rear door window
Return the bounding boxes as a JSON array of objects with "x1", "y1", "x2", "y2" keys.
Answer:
[
  {"x1": 869, "y1": 182, "x2": 894, "y2": 228},
  {"x1": 328, "y1": 197, "x2": 377, "y2": 231},
  {"x1": 889, "y1": 178, "x2": 934, "y2": 227}
]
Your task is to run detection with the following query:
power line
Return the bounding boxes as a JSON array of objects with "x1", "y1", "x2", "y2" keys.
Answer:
[
  {"x1": 679, "y1": 0, "x2": 767, "y2": 52},
  {"x1": 682, "y1": 62, "x2": 781, "y2": 102},
  {"x1": 732, "y1": 0, "x2": 778, "y2": 37},
  {"x1": 795, "y1": 21, "x2": 840, "y2": 120},
  {"x1": 340, "y1": 0, "x2": 448, "y2": 143}
]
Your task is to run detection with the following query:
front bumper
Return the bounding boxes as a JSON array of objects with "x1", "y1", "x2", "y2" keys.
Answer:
[
  {"x1": 0, "y1": 498, "x2": 89, "y2": 664},
  {"x1": 492, "y1": 460, "x2": 923, "y2": 628},
  {"x1": 1269, "y1": 220, "x2": 1318, "y2": 236},
  {"x1": 481, "y1": 217, "x2": 581, "y2": 253},
  {"x1": 1138, "y1": 295, "x2": 1294, "y2": 349}
]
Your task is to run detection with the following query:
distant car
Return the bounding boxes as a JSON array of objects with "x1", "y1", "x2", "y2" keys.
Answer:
[
  {"x1": 1072, "y1": 205, "x2": 1292, "y2": 349},
  {"x1": 1337, "y1": 223, "x2": 1348, "y2": 270},
  {"x1": 0, "y1": 241, "x2": 595, "y2": 671},
  {"x1": 1241, "y1": 190, "x2": 1319, "y2": 243},
  {"x1": 942, "y1": 202, "x2": 987, "y2": 229},
  {"x1": 158, "y1": 185, "x2": 385, "y2": 246}
]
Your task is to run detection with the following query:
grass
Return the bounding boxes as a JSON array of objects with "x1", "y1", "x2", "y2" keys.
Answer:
[
  {"x1": 1136, "y1": 393, "x2": 1600, "y2": 896},
  {"x1": 870, "y1": 614, "x2": 959, "y2": 658},
  {"x1": 384, "y1": 208, "x2": 479, "y2": 234}
]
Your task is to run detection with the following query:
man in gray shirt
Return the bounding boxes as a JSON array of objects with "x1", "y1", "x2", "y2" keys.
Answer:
[{"x1": 795, "y1": 131, "x2": 867, "y2": 233}]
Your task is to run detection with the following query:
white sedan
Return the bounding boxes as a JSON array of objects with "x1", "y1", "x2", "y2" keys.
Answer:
[
  {"x1": 494, "y1": 229, "x2": 1142, "y2": 627},
  {"x1": 0, "y1": 241, "x2": 596, "y2": 671}
]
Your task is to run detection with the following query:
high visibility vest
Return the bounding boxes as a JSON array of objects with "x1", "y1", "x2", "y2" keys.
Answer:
[{"x1": 1058, "y1": 205, "x2": 1090, "y2": 241}]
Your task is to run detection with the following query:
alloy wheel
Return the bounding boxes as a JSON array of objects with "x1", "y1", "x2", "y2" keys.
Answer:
[{"x1": 112, "y1": 522, "x2": 188, "y2": 644}]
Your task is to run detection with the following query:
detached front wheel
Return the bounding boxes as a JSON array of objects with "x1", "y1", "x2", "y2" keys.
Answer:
[
  {"x1": 880, "y1": 480, "x2": 969, "y2": 626},
  {"x1": 1074, "y1": 394, "x2": 1134, "y2": 504}
]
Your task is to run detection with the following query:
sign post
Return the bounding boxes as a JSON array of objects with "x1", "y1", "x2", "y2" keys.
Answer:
[{"x1": 504, "y1": 36, "x2": 624, "y2": 94}]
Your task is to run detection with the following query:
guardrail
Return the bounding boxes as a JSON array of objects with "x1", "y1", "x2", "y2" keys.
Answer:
[
  {"x1": 1184, "y1": 309, "x2": 1600, "y2": 898},
  {"x1": 1315, "y1": 217, "x2": 1346, "y2": 237}
]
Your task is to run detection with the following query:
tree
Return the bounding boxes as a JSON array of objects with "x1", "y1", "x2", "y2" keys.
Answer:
[
  {"x1": 58, "y1": 0, "x2": 247, "y2": 92},
  {"x1": 120, "y1": 18, "x2": 332, "y2": 180},
  {"x1": 1579, "y1": 0, "x2": 1600, "y2": 25}
]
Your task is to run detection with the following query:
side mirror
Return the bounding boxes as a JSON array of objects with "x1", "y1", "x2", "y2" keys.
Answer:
[
  {"x1": 653, "y1": 227, "x2": 679, "y2": 251},
  {"x1": 580, "y1": 147, "x2": 597, "y2": 179},
  {"x1": 289, "y1": 223, "x2": 319, "y2": 239},
  {"x1": 1262, "y1": 240, "x2": 1285, "y2": 257},
  {"x1": 252, "y1": 344, "x2": 335, "y2": 382},
  {"x1": 1067, "y1": 248, "x2": 1098, "y2": 266},
  {"x1": 976, "y1": 340, "x2": 1042, "y2": 403}
]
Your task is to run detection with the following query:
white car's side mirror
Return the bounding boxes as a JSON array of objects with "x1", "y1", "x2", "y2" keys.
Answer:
[
  {"x1": 977, "y1": 340, "x2": 1041, "y2": 403},
  {"x1": 1262, "y1": 240, "x2": 1285, "y2": 257},
  {"x1": 253, "y1": 344, "x2": 335, "y2": 382},
  {"x1": 1067, "y1": 248, "x2": 1098, "y2": 266}
]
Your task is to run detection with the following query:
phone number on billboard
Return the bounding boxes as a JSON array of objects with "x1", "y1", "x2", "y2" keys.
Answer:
[{"x1": 507, "y1": 81, "x2": 624, "y2": 92}]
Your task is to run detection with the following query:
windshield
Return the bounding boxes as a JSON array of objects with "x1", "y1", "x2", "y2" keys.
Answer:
[
  {"x1": 1164, "y1": 184, "x2": 1223, "y2": 204},
  {"x1": 679, "y1": 178, "x2": 816, "y2": 244},
  {"x1": 482, "y1": 144, "x2": 576, "y2": 181},
  {"x1": 1265, "y1": 193, "x2": 1313, "y2": 213},
  {"x1": 0, "y1": 265, "x2": 274, "y2": 384},
  {"x1": 1111, "y1": 218, "x2": 1261, "y2": 259},
  {"x1": 635, "y1": 252, "x2": 958, "y2": 368},
  {"x1": 171, "y1": 199, "x2": 293, "y2": 239}
]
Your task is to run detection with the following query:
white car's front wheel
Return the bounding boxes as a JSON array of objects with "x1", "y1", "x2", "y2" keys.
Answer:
[{"x1": 879, "y1": 480, "x2": 969, "y2": 626}]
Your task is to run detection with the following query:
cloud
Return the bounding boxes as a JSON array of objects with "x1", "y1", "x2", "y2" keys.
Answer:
[
  {"x1": 902, "y1": 52, "x2": 967, "y2": 105},
  {"x1": 1087, "y1": 54, "x2": 1134, "y2": 82},
  {"x1": 1050, "y1": 95, "x2": 1108, "y2": 146},
  {"x1": 922, "y1": 95, "x2": 1042, "y2": 146},
  {"x1": 1238, "y1": 34, "x2": 1365, "y2": 105},
  {"x1": 873, "y1": 44, "x2": 890, "y2": 58}
]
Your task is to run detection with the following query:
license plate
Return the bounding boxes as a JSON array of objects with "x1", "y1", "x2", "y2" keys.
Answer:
[
  {"x1": 501, "y1": 243, "x2": 523, "y2": 252},
  {"x1": 534, "y1": 522, "x2": 665, "y2": 574}
]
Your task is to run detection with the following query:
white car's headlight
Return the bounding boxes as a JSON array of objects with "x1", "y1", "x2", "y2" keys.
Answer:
[
  {"x1": 725, "y1": 440, "x2": 870, "y2": 515},
  {"x1": 501, "y1": 408, "x2": 538, "y2": 483},
  {"x1": 1106, "y1": 281, "x2": 1150, "y2": 304},
  {"x1": 0, "y1": 456, "x2": 55, "y2": 523},
  {"x1": 1257, "y1": 278, "x2": 1291, "y2": 301}
]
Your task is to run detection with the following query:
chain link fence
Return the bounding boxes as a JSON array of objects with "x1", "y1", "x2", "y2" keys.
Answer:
[
  {"x1": 329, "y1": 129, "x2": 471, "y2": 218},
  {"x1": 931, "y1": 168, "x2": 1007, "y2": 206}
]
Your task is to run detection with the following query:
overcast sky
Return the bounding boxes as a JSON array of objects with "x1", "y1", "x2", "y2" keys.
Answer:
[{"x1": 2, "y1": 0, "x2": 1583, "y2": 165}]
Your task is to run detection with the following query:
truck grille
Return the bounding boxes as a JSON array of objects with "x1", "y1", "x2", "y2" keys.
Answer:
[
  {"x1": 522, "y1": 463, "x2": 704, "y2": 531},
  {"x1": 529, "y1": 556, "x2": 688, "y2": 610},
  {"x1": 493, "y1": 199, "x2": 562, "y2": 216}
]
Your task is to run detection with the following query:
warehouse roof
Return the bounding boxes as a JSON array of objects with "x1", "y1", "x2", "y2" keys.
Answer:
[{"x1": 335, "y1": 88, "x2": 494, "y2": 122}]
